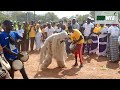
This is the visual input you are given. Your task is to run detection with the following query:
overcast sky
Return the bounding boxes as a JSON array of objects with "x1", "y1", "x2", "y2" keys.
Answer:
[{"x1": 25, "y1": 11, "x2": 90, "y2": 18}]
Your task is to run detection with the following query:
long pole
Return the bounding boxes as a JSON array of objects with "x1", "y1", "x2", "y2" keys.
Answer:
[
  {"x1": 27, "y1": 12, "x2": 28, "y2": 23},
  {"x1": 34, "y1": 11, "x2": 35, "y2": 23}
]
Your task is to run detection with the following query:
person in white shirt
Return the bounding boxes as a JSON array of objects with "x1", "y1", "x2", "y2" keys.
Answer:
[
  {"x1": 16, "y1": 24, "x2": 24, "y2": 52},
  {"x1": 82, "y1": 17, "x2": 94, "y2": 55},
  {"x1": 44, "y1": 23, "x2": 55, "y2": 39},
  {"x1": 35, "y1": 24, "x2": 43, "y2": 51},
  {"x1": 54, "y1": 23, "x2": 62, "y2": 33},
  {"x1": 107, "y1": 24, "x2": 120, "y2": 62},
  {"x1": 16, "y1": 25, "x2": 24, "y2": 38}
]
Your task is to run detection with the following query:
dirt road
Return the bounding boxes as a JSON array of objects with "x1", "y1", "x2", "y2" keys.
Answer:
[{"x1": 14, "y1": 52, "x2": 120, "y2": 79}]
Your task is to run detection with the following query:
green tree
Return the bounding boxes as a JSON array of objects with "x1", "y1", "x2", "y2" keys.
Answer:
[
  {"x1": 82, "y1": 14, "x2": 89, "y2": 21},
  {"x1": 90, "y1": 11, "x2": 95, "y2": 18},
  {"x1": 39, "y1": 15, "x2": 46, "y2": 23},
  {"x1": 69, "y1": 15, "x2": 75, "y2": 20},
  {"x1": 44, "y1": 12, "x2": 59, "y2": 22},
  {"x1": 77, "y1": 15, "x2": 82, "y2": 23},
  {"x1": 0, "y1": 11, "x2": 11, "y2": 21},
  {"x1": 60, "y1": 17, "x2": 69, "y2": 23},
  {"x1": 69, "y1": 14, "x2": 89, "y2": 24},
  {"x1": 11, "y1": 11, "x2": 26, "y2": 22}
]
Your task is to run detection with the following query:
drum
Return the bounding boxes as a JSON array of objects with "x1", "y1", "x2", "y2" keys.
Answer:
[
  {"x1": 69, "y1": 43, "x2": 78, "y2": 51},
  {"x1": 0, "y1": 55, "x2": 11, "y2": 71},
  {"x1": 20, "y1": 51, "x2": 29, "y2": 62},
  {"x1": 12, "y1": 60, "x2": 23, "y2": 71}
]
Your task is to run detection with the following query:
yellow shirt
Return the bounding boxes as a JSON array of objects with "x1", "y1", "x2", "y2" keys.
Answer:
[
  {"x1": 29, "y1": 25, "x2": 36, "y2": 38},
  {"x1": 70, "y1": 29, "x2": 84, "y2": 44},
  {"x1": 93, "y1": 24, "x2": 101, "y2": 33},
  {"x1": 93, "y1": 25, "x2": 107, "y2": 34},
  {"x1": 93, "y1": 27, "x2": 101, "y2": 33},
  {"x1": 100, "y1": 25, "x2": 107, "y2": 30}
]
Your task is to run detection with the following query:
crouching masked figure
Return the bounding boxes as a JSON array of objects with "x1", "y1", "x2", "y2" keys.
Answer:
[{"x1": 39, "y1": 31, "x2": 69, "y2": 70}]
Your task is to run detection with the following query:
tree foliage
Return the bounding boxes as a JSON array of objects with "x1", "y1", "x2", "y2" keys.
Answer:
[
  {"x1": 0, "y1": 11, "x2": 120, "y2": 24},
  {"x1": 0, "y1": 11, "x2": 59, "y2": 23},
  {"x1": 44, "y1": 12, "x2": 59, "y2": 22},
  {"x1": 90, "y1": 11, "x2": 95, "y2": 18}
]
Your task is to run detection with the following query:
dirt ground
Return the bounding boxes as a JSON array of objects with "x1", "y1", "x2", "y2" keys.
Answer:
[{"x1": 14, "y1": 51, "x2": 120, "y2": 79}]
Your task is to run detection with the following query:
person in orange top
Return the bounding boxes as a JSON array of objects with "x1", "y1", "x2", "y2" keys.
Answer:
[
  {"x1": 28, "y1": 21, "x2": 36, "y2": 52},
  {"x1": 68, "y1": 26, "x2": 84, "y2": 68}
]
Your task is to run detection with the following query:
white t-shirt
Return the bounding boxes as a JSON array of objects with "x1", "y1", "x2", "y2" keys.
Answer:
[
  {"x1": 36, "y1": 29, "x2": 42, "y2": 37},
  {"x1": 61, "y1": 30, "x2": 67, "y2": 33},
  {"x1": 108, "y1": 26, "x2": 120, "y2": 37},
  {"x1": 83, "y1": 23, "x2": 94, "y2": 36},
  {"x1": 16, "y1": 29, "x2": 24, "y2": 37},
  {"x1": 53, "y1": 26, "x2": 58, "y2": 29},
  {"x1": 44, "y1": 27, "x2": 55, "y2": 37},
  {"x1": 55, "y1": 28, "x2": 62, "y2": 33}
]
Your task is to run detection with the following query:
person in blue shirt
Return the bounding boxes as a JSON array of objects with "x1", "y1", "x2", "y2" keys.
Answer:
[{"x1": 0, "y1": 20, "x2": 28, "y2": 79}]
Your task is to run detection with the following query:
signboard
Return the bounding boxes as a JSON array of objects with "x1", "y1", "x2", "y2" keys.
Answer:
[{"x1": 95, "y1": 11, "x2": 118, "y2": 24}]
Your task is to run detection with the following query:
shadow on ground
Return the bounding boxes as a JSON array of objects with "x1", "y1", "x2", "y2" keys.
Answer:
[
  {"x1": 106, "y1": 61, "x2": 119, "y2": 70},
  {"x1": 34, "y1": 67, "x2": 65, "y2": 79},
  {"x1": 96, "y1": 56, "x2": 108, "y2": 62},
  {"x1": 34, "y1": 66, "x2": 81, "y2": 79},
  {"x1": 61, "y1": 67, "x2": 81, "y2": 76}
]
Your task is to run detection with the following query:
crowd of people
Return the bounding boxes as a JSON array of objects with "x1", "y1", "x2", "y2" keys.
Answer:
[{"x1": 0, "y1": 16, "x2": 120, "y2": 79}]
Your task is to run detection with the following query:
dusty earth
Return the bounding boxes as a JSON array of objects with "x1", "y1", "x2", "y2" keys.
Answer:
[{"x1": 14, "y1": 51, "x2": 120, "y2": 79}]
